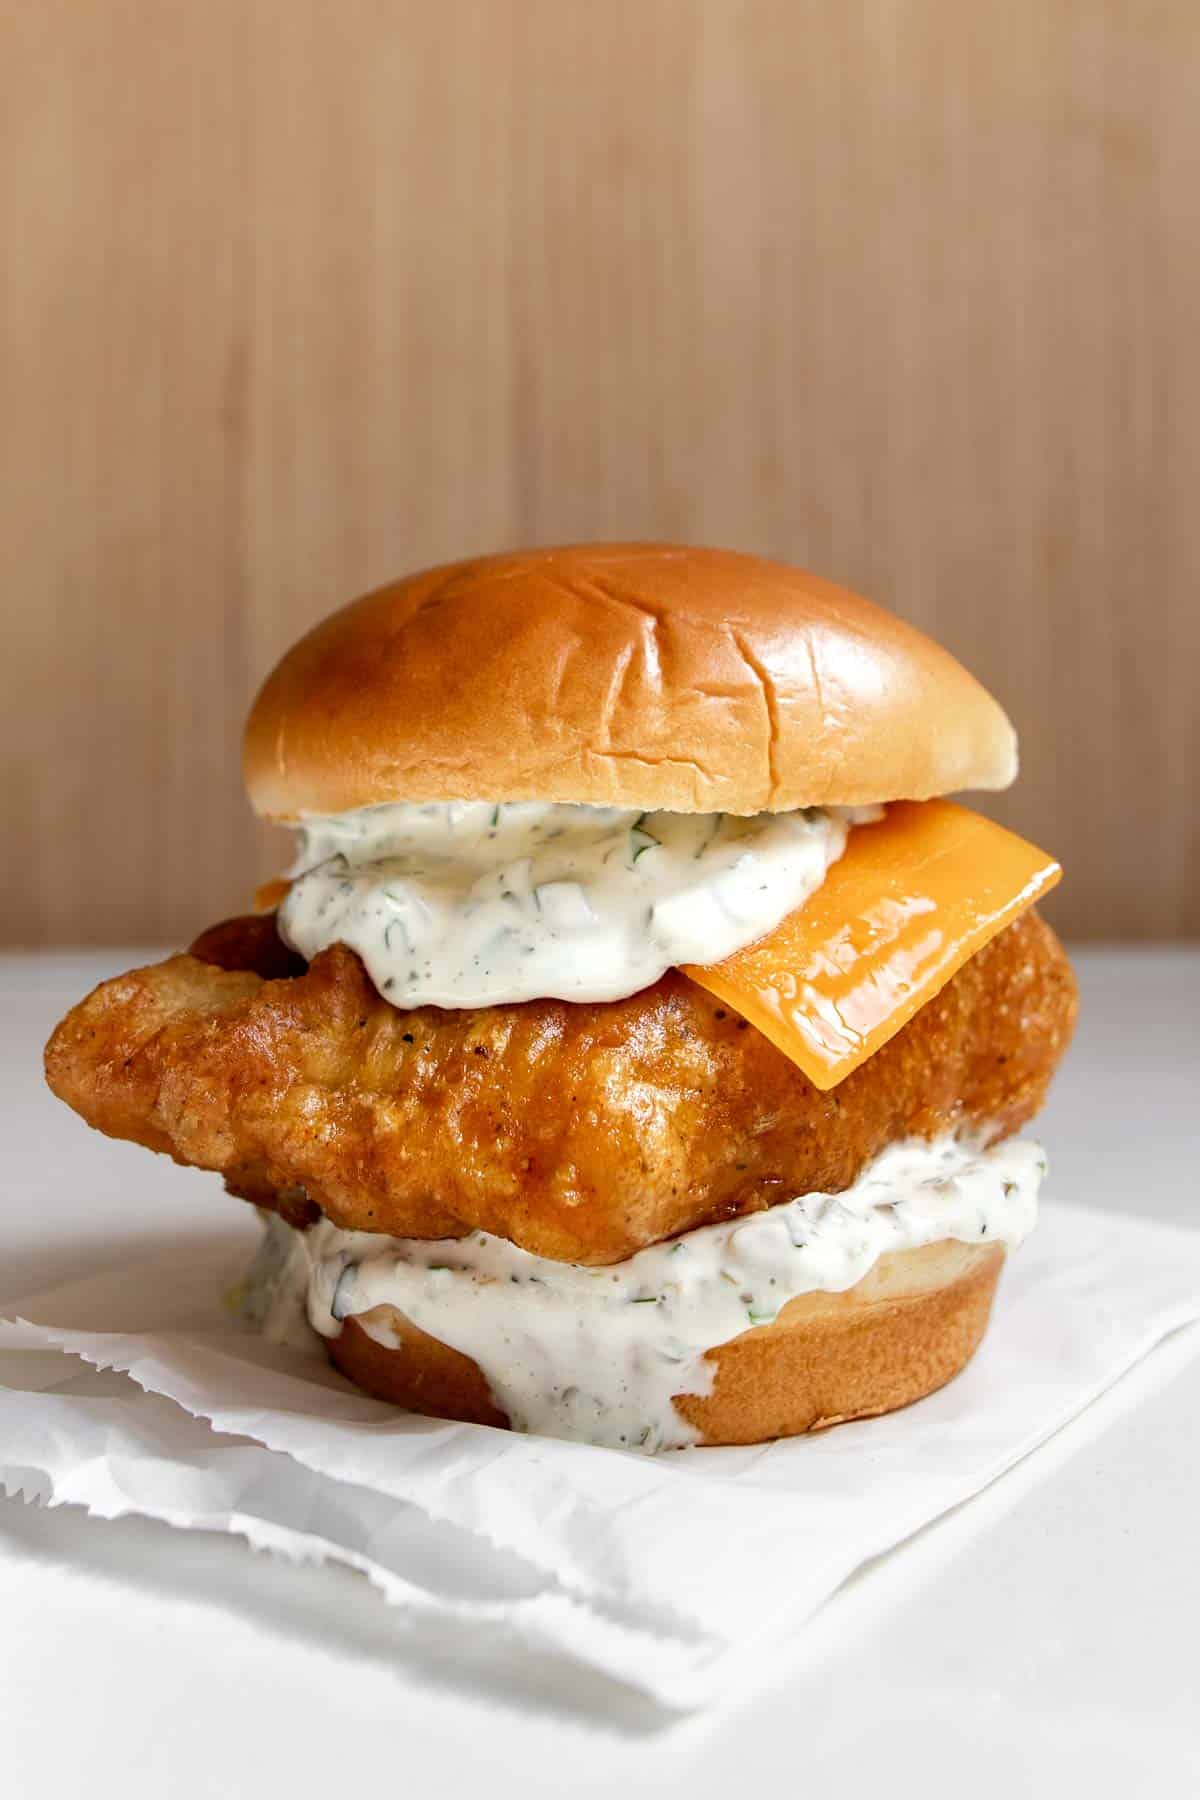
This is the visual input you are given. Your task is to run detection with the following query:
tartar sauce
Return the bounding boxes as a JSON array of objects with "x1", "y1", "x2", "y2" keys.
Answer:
[
  {"x1": 278, "y1": 799, "x2": 878, "y2": 1009},
  {"x1": 245, "y1": 1135, "x2": 1044, "y2": 1453}
]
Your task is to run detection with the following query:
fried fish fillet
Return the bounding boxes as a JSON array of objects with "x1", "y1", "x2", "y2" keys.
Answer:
[{"x1": 44, "y1": 910, "x2": 1076, "y2": 1264}]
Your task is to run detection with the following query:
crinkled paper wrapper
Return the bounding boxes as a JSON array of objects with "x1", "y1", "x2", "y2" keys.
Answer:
[{"x1": 3, "y1": 1200, "x2": 1200, "y2": 1712}]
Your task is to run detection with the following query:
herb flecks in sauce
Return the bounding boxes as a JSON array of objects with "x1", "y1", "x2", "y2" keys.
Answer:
[
  {"x1": 279, "y1": 798, "x2": 877, "y2": 1010},
  {"x1": 249, "y1": 1134, "x2": 1044, "y2": 1453}
]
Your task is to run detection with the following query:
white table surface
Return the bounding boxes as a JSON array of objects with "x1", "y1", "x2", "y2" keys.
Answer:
[{"x1": 2, "y1": 948, "x2": 1197, "y2": 1797}]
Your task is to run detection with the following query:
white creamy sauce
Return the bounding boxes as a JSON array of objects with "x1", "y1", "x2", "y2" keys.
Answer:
[
  {"x1": 246, "y1": 1136, "x2": 1044, "y2": 1453},
  {"x1": 278, "y1": 799, "x2": 878, "y2": 1009}
]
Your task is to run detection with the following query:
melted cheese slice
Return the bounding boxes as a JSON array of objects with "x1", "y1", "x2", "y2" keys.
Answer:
[{"x1": 681, "y1": 800, "x2": 1060, "y2": 1090}]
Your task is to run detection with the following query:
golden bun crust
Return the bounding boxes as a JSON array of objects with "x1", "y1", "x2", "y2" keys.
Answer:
[
  {"x1": 244, "y1": 544, "x2": 1017, "y2": 818},
  {"x1": 678, "y1": 1239, "x2": 1002, "y2": 1444},
  {"x1": 327, "y1": 1238, "x2": 1004, "y2": 1448}
]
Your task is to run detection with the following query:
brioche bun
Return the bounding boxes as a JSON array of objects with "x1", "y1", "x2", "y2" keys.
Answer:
[
  {"x1": 326, "y1": 1238, "x2": 1003, "y2": 1448},
  {"x1": 244, "y1": 544, "x2": 1017, "y2": 820}
]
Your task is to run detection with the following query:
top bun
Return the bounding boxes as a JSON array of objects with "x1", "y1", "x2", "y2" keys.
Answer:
[{"x1": 244, "y1": 544, "x2": 1017, "y2": 819}]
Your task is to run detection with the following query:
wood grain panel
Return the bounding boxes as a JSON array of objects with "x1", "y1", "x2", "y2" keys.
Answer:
[{"x1": 3, "y1": 1, "x2": 1197, "y2": 943}]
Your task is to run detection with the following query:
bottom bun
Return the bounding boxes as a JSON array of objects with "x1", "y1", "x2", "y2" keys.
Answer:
[{"x1": 326, "y1": 1237, "x2": 1005, "y2": 1448}]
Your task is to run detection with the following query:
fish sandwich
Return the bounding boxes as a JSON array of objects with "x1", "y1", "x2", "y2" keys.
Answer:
[{"x1": 46, "y1": 544, "x2": 1077, "y2": 1452}]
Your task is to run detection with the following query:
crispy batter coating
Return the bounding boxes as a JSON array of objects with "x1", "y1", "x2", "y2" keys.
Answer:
[
  {"x1": 44, "y1": 910, "x2": 1076, "y2": 1264},
  {"x1": 188, "y1": 911, "x2": 307, "y2": 982}
]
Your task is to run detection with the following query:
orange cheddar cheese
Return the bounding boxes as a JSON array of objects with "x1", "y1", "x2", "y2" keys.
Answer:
[
  {"x1": 253, "y1": 876, "x2": 293, "y2": 914},
  {"x1": 681, "y1": 800, "x2": 1060, "y2": 1091}
]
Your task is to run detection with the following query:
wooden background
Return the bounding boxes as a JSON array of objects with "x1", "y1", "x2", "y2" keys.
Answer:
[{"x1": 4, "y1": 1, "x2": 1197, "y2": 945}]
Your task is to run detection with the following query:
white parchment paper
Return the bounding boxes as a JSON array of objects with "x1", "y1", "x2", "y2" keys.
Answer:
[{"x1": 3, "y1": 1199, "x2": 1199, "y2": 1711}]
